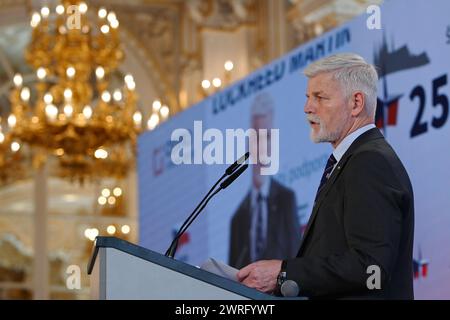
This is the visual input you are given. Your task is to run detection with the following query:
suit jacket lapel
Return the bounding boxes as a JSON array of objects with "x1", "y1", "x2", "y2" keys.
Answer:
[
  {"x1": 297, "y1": 156, "x2": 350, "y2": 255},
  {"x1": 297, "y1": 128, "x2": 384, "y2": 255}
]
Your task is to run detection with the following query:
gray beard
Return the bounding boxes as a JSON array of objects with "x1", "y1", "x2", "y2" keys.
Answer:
[{"x1": 310, "y1": 126, "x2": 340, "y2": 143}]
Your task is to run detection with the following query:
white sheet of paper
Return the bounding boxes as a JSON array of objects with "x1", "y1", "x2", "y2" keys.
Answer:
[{"x1": 200, "y1": 258, "x2": 239, "y2": 281}]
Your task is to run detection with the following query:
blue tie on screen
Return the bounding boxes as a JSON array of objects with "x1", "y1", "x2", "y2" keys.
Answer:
[
  {"x1": 315, "y1": 154, "x2": 337, "y2": 202},
  {"x1": 255, "y1": 192, "x2": 266, "y2": 260}
]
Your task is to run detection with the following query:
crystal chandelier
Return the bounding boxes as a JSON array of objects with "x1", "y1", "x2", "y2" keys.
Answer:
[
  {"x1": 4, "y1": 1, "x2": 154, "y2": 183},
  {"x1": 0, "y1": 123, "x2": 26, "y2": 185}
]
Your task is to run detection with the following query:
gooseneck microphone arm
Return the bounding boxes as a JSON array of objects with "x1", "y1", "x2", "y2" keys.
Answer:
[
  {"x1": 168, "y1": 163, "x2": 249, "y2": 257},
  {"x1": 164, "y1": 172, "x2": 226, "y2": 257},
  {"x1": 165, "y1": 153, "x2": 249, "y2": 258},
  {"x1": 165, "y1": 187, "x2": 222, "y2": 258}
]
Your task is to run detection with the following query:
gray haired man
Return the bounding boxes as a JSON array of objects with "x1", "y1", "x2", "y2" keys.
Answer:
[{"x1": 237, "y1": 53, "x2": 415, "y2": 299}]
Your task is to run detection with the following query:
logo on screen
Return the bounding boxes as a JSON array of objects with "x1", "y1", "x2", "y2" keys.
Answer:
[
  {"x1": 172, "y1": 225, "x2": 190, "y2": 262},
  {"x1": 152, "y1": 139, "x2": 178, "y2": 177},
  {"x1": 374, "y1": 33, "x2": 430, "y2": 131},
  {"x1": 413, "y1": 247, "x2": 429, "y2": 280}
]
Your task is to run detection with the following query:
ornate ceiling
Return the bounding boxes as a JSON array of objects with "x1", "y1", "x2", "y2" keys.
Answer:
[{"x1": 0, "y1": 0, "x2": 381, "y2": 116}]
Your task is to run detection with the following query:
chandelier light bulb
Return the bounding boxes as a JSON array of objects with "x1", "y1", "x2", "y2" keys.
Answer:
[
  {"x1": 100, "y1": 24, "x2": 110, "y2": 34},
  {"x1": 97, "y1": 196, "x2": 107, "y2": 205},
  {"x1": 43, "y1": 93, "x2": 53, "y2": 104},
  {"x1": 56, "y1": 5, "x2": 64, "y2": 15},
  {"x1": 45, "y1": 104, "x2": 58, "y2": 121},
  {"x1": 107, "y1": 225, "x2": 116, "y2": 235},
  {"x1": 126, "y1": 80, "x2": 135, "y2": 90},
  {"x1": 113, "y1": 187, "x2": 122, "y2": 197},
  {"x1": 124, "y1": 74, "x2": 136, "y2": 90},
  {"x1": 64, "y1": 104, "x2": 73, "y2": 117},
  {"x1": 152, "y1": 100, "x2": 162, "y2": 112},
  {"x1": 121, "y1": 225, "x2": 130, "y2": 234},
  {"x1": 0, "y1": 132, "x2": 4, "y2": 144},
  {"x1": 79, "y1": 2, "x2": 88, "y2": 14},
  {"x1": 101, "y1": 188, "x2": 111, "y2": 197},
  {"x1": 107, "y1": 196, "x2": 116, "y2": 205},
  {"x1": 124, "y1": 74, "x2": 134, "y2": 84},
  {"x1": 8, "y1": 114, "x2": 16, "y2": 128},
  {"x1": 64, "y1": 88, "x2": 73, "y2": 100},
  {"x1": 40, "y1": 7, "x2": 50, "y2": 18},
  {"x1": 98, "y1": 8, "x2": 107, "y2": 19},
  {"x1": 147, "y1": 113, "x2": 160, "y2": 130},
  {"x1": 95, "y1": 66, "x2": 105, "y2": 79},
  {"x1": 113, "y1": 89, "x2": 122, "y2": 102},
  {"x1": 133, "y1": 111, "x2": 142, "y2": 127},
  {"x1": 66, "y1": 66, "x2": 76, "y2": 78},
  {"x1": 101, "y1": 91, "x2": 111, "y2": 103},
  {"x1": 30, "y1": 12, "x2": 41, "y2": 28},
  {"x1": 13, "y1": 74, "x2": 23, "y2": 87},
  {"x1": 201, "y1": 80, "x2": 211, "y2": 89},
  {"x1": 11, "y1": 141, "x2": 21, "y2": 152},
  {"x1": 94, "y1": 148, "x2": 108, "y2": 159},
  {"x1": 82, "y1": 105, "x2": 92, "y2": 119},
  {"x1": 107, "y1": 196, "x2": 115, "y2": 205},
  {"x1": 110, "y1": 19, "x2": 119, "y2": 29},
  {"x1": 212, "y1": 78, "x2": 222, "y2": 88},
  {"x1": 84, "y1": 228, "x2": 98, "y2": 241},
  {"x1": 36, "y1": 67, "x2": 46, "y2": 80},
  {"x1": 107, "y1": 12, "x2": 116, "y2": 24},
  {"x1": 91, "y1": 228, "x2": 99, "y2": 240},
  {"x1": 20, "y1": 87, "x2": 31, "y2": 102},
  {"x1": 160, "y1": 105, "x2": 169, "y2": 118},
  {"x1": 224, "y1": 60, "x2": 234, "y2": 71}
]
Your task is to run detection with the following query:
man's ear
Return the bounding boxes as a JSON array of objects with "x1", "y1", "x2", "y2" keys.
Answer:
[{"x1": 350, "y1": 91, "x2": 365, "y2": 117}]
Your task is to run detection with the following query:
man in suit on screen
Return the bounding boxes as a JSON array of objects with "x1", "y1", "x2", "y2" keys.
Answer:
[
  {"x1": 228, "y1": 92, "x2": 301, "y2": 269},
  {"x1": 236, "y1": 53, "x2": 415, "y2": 299}
]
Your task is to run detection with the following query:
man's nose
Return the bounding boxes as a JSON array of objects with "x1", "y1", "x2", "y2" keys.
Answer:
[{"x1": 304, "y1": 98, "x2": 314, "y2": 114}]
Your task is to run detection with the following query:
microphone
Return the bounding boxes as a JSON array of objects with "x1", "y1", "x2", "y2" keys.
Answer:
[
  {"x1": 281, "y1": 280, "x2": 300, "y2": 297},
  {"x1": 225, "y1": 152, "x2": 249, "y2": 175},
  {"x1": 165, "y1": 153, "x2": 249, "y2": 258},
  {"x1": 220, "y1": 164, "x2": 248, "y2": 189}
]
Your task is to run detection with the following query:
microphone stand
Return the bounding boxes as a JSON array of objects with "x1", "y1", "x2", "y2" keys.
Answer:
[
  {"x1": 165, "y1": 172, "x2": 226, "y2": 257},
  {"x1": 165, "y1": 163, "x2": 248, "y2": 258}
]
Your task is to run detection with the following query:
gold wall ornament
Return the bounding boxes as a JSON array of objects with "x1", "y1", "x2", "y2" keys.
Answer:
[{"x1": 4, "y1": 1, "x2": 155, "y2": 181}]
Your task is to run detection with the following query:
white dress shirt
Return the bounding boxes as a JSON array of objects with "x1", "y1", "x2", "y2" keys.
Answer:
[{"x1": 331, "y1": 124, "x2": 377, "y2": 172}]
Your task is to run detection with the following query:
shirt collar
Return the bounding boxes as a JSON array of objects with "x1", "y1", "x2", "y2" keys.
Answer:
[
  {"x1": 333, "y1": 124, "x2": 376, "y2": 163},
  {"x1": 251, "y1": 177, "x2": 271, "y2": 201}
]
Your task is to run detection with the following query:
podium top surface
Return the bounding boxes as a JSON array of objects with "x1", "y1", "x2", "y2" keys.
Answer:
[{"x1": 88, "y1": 236, "x2": 285, "y2": 300}]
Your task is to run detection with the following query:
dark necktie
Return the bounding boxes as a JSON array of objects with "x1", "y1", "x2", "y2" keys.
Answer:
[
  {"x1": 255, "y1": 192, "x2": 266, "y2": 260},
  {"x1": 315, "y1": 154, "x2": 337, "y2": 201}
]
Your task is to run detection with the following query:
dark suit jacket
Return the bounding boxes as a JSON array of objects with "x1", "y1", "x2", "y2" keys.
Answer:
[
  {"x1": 229, "y1": 179, "x2": 301, "y2": 269},
  {"x1": 285, "y1": 128, "x2": 415, "y2": 299}
]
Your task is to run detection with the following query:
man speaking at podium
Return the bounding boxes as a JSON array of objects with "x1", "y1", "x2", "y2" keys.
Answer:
[{"x1": 237, "y1": 53, "x2": 415, "y2": 299}]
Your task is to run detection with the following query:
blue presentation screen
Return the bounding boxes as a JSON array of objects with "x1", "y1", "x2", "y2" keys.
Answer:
[{"x1": 138, "y1": 0, "x2": 450, "y2": 299}]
